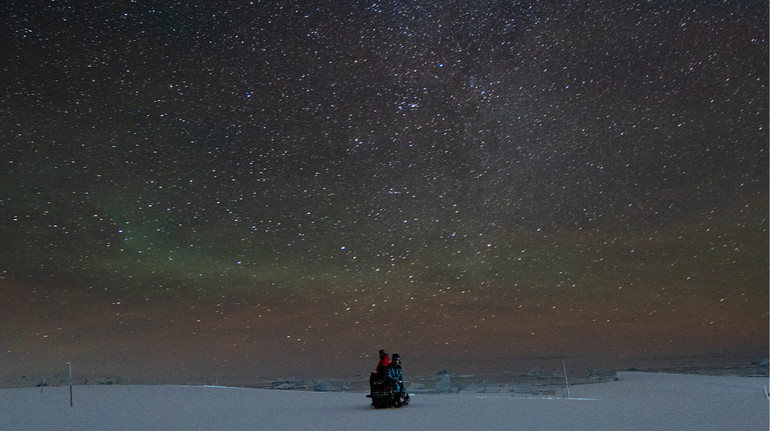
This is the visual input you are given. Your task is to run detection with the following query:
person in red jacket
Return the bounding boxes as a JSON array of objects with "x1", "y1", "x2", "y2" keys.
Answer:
[
  {"x1": 368, "y1": 349, "x2": 391, "y2": 396},
  {"x1": 375, "y1": 349, "x2": 391, "y2": 377}
]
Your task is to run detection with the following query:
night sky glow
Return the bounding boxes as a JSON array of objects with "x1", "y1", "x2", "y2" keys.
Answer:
[{"x1": 2, "y1": 1, "x2": 767, "y2": 383}]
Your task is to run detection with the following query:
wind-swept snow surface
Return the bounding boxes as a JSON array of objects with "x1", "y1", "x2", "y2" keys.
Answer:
[{"x1": 1, "y1": 372, "x2": 766, "y2": 430}]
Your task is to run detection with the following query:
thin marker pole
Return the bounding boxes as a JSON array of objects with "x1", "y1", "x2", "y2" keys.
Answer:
[
  {"x1": 562, "y1": 361, "x2": 571, "y2": 399},
  {"x1": 66, "y1": 362, "x2": 73, "y2": 407}
]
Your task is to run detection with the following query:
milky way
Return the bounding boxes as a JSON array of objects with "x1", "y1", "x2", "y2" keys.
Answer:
[{"x1": 2, "y1": 1, "x2": 767, "y2": 383}]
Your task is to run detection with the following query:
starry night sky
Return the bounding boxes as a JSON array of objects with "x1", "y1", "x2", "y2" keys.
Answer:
[{"x1": 2, "y1": 1, "x2": 767, "y2": 383}]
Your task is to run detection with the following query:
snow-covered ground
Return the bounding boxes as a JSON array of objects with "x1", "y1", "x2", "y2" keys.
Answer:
[{"x1": 1, "y1": 372, "x2": 767, "y2": 430}]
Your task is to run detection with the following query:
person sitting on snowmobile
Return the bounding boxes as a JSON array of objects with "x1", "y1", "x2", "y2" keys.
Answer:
[
  {"x1": 375, "y1": 349, "x2": 390, "y2": 377},
  {"x1": 386, "y1": 353, "x2": 409, "y2": 406},
  {"x1": 368, "y1": 349, "x2": 391, "y2": 396},
  {"x1": 386, "y1": 353, "x2": 404, "y2": 393}
]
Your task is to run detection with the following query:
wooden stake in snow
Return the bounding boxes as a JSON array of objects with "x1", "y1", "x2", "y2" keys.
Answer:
[
  {"x1": 66, "y1": 362, "x2": 73, "y2": 407},
  {"x1": 562, "y1": 361, "x2": 571, "y2": 399}
]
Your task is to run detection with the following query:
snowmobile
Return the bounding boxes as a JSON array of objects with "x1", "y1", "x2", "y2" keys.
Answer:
[{"x1": 367, "y1": 373, "x2": 410, "y2": 409}]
